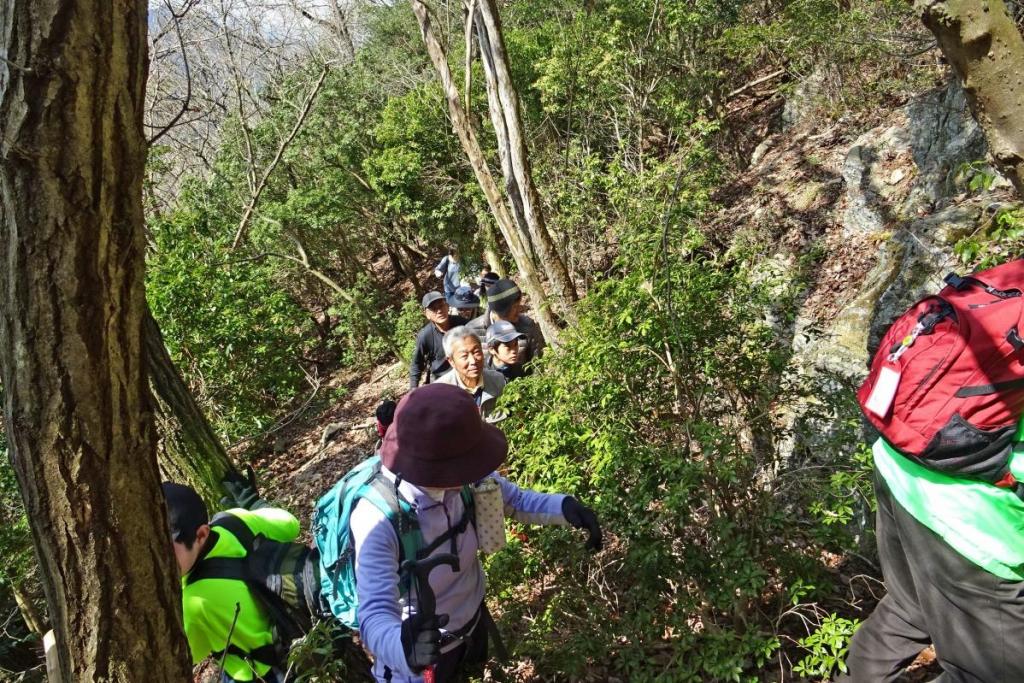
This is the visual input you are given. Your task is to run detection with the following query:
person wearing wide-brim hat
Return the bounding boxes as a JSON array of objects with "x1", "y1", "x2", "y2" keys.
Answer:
[
  {"x1": 446, "y1": 285, "x2": 481, "y2": 320},
  {"x1": 349, "y1": 384, "x2": 602, "y2": 683},
  {"x1": 466, "y1": 278, "x2": 545, "y2": 368}
]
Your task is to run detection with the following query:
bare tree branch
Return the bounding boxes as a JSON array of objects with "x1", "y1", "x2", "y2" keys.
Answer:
[{"x1": 231, "y1": 64, "x2": 331, "y2": 249}]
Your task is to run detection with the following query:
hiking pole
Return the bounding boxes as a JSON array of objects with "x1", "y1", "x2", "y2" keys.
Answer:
[
  {"x1": 217, "y1": 602, "x2": 242, "y2": 682},
  {"x1": 401, "y1": 553, "x2": 459, "y2": 683}
]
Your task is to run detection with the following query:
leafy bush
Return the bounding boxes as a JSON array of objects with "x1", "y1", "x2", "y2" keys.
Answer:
[
  {"x1": 393, "y1": 297, "x2": 427, "y2": 363},
  {"x1": 953, "y1": 206, "x2": 1024, "y2": 270},
  {"x1": 147, "y1": 204, "x2": 312, "y2": 440},
  {"x1": 793, "y1": 614, "x2": 861, "y2": 678},
  {"x1": 486, "y1": 257, "x2": 863, "y2": 680}
]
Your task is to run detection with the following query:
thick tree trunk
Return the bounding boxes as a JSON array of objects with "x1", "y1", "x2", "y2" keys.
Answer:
[
  {"x1": 409, "y1": 0, "x2": 562, "y2": 345},
  {"x1": 145, "y1": 311, "x2": 238, "y2": 506},
  {"x1": 916, "y1": 0, "x2": 1024, "y2": 197},
  {"x1": 0, "y1": 2, "x2": 193, "y2": 680},
  {"x1": 473, "y1": 0, "x2": 579, "y2": 317}
]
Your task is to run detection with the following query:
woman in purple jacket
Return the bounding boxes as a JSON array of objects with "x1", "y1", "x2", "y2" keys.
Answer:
[{"x1": 350, "y1": 384, "x2": 602, "y2": 682}]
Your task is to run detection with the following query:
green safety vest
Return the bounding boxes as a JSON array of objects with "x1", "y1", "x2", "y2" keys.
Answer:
[
  {"x1": 182, "y1": 507, "x2": 300, "y2": 681},
  {"x1": 873, "y1": 420, "x2": 1024, "y2": 581}
]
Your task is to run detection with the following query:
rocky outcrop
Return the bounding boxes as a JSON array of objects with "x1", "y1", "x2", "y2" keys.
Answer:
[
  {"x1": 729, "y1": 78, "x2": 1017, "y2": 467},
  {"x1": 777, "y1": 79, "x2": 1001, "y2": 380}
]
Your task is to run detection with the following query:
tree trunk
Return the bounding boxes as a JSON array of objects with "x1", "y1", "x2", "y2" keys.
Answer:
[
  {"x1": 479, "y1": 217, "x2": 506, "y2": 277},
  {"x1": 916, "y1": 0, "x2": 1024, "y2": 197},
  {"x1": 0, "y1": 1, "x2": 193, "y2": 680},
  {"x1": 11, "y1": 578, "x2": 45, "y2": 636},
  {"x1": 145, "y1": 310, "x2": 239, "y2": 506},
  {"x1": 390, "y1": 242, "x2": 426, "y2": 298},
  {"x1": 473, "y1": 0, "x2": 579, "y2": 317},
  {"x1": 409, "y1": 0, "x2": 562, "y2": 346}
]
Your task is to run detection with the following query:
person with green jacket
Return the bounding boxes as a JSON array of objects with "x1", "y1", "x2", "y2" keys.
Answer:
[
  {"x1": 834, "y1": 422, "x2": 1024, "y2": 682},
  {"x1": 163, "y1": 482, "x2": 298, "y2": 683}
]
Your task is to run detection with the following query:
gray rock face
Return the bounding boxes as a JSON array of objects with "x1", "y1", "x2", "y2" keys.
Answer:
[
  {"x1": 839, "y1": 80, "x2": 985, "y2": 241},
  {"x1": 802, "y1": 80, "x2": 994, "y2": 382},
  {"x1": 769, "y1": 79, "x2": 1008, "y2": 470},
  {"x1": 901, "y1": 82, "x2": 986, "y2": 213}
]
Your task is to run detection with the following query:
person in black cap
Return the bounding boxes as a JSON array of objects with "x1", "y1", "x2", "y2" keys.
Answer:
[
  {"x1": 447, "y1": 284, "x2": 481, "y2": 319},
  {"x1": 467, "y1": 278, "x2": 545, "y2": 367},
  {"x1": 162, "y1": 481, "x2": 299, "y2": 683},
  {"x1": 409, "y1": 291, "x2": 468, "y2": 389},
  {"x1": 485, "y1": 320, "x2": 528, "y2": 382},
  {"x1": 349, "y1": 384, "x2": 603, "y2": 683}
]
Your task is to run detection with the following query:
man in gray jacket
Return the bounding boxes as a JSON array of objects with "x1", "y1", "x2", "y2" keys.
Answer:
[{"x1": 436, "y1": 326, "x2": 506, "y2": 419}]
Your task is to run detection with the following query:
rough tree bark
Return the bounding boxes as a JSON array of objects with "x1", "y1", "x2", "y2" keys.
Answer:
[
  {"x1": 473, "y1": 0, "x2": 579, "y2": 318},
  {"x1": 145, "y1": 310, "x2": 238, "y2": 505},
  {"x1": 409, "y1": 0, "x2": 562, "y2": 345},
  {"x1": 0, "y1": 1, "x2": 193, "y2": 680},
  {"x1": 915, "y1": 0, "x2": 1024, "y2": 197}
]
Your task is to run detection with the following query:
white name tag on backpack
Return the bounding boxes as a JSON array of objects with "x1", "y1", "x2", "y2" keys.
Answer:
[{"x1": 865, "y1": 363, "x2": 901, "y2": 418}]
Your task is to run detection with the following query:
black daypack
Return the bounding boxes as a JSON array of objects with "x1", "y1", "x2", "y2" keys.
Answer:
[{"x1": 186, "y1": 512, "x2": 321, "y2": 667}]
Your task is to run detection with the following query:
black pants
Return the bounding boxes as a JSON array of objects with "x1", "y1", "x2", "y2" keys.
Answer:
[
  {"x1": 431, "y1": 616, "x2": 488, "y2": 683},
  {"x1": 835, "y1": 473, "x2": 1024, "y2": 682},
  {"x1": 383, "y1": 615, "x2": 488, "y2": 683}
]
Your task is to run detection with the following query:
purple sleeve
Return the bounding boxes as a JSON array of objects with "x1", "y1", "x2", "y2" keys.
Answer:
[
  {"x1": 350, "y1": 500, "x2": 412, "y2": 678},
  {"x1": 492, "y1": 473, "x2": 568, "y2": 526}
]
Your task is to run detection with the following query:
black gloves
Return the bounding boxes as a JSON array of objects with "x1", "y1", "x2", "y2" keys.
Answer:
[
  {"x1": 561, "y1": 496, "x2": 603, "y2": 551},
  {"x1": 401, "y1": 611, "x2": 448, "y2": 672},
  {"x1": 220, "y1": 465, "x2": 269, "y2": 510}
]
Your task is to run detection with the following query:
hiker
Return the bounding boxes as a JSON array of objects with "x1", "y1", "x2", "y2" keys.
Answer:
[
  {"x1": 485, "y1": 321, "x2": 528, "y2": 382},
  {"x1": 836, "y1": 262, "x2": 1024, "y2": 682},
  {"x1": 433, "y1": 247, "x2": 461, "y2": 300},
  {"x1": 374, "y1": 399, "x2": 398, "y2": 453},
  {"x1": 163, "y1": 481, "x2": 310, "y2": 683},
  {"x1": 467, "y1": 278, "x2": 545, "y2": 367},
  {"x1": 409, "y1": 292, "x2": 468, "y2": 389},
  {"x1": 436, "y1": 326, "x2": 506, "y2": 419},
  {"x1": 447, "y1": 284, "x2": 481, "y2": 319},
  {"x1": 349, "y1": 383, "x2": 602, "y2": 682},
  {"x1": 476, "y1": 271, "x2": 499, "y2": 302}
]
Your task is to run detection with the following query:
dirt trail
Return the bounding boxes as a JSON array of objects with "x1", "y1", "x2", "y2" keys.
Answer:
[{"x1": 246, "y1": 360, "x2": 407, "y2": 529}]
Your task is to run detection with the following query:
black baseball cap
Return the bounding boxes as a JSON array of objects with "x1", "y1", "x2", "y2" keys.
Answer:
[
  {"x1": 162, "y1": 482, "x2": 208, "y2": 542},
  {"x1": 421, "y1": 291, "x2": 446, "y2": 309}
]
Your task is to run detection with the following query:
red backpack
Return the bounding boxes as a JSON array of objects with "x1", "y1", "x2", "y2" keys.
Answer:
[{"x1": 857, "y1": 259, "x2": 1024, "y2": 487}]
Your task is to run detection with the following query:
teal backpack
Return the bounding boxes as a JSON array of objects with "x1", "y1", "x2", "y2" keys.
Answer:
[{"x1": 312, "y1": 455, "x2": 473, "y2": 629}]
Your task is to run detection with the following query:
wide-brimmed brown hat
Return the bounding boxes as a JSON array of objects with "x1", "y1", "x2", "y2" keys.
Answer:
[{"x1": 380, "y1": 383, "x2": 507, "y2": 487}]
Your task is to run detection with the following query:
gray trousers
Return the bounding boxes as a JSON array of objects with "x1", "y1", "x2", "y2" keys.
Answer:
[{"x1": 835, "y1": 474, "x2": 1024, "y2": 682}]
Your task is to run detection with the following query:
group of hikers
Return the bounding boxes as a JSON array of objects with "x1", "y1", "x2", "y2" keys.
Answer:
[
  {"x1": 163, "y1": 253, "x2": 1024, "y2": 682},
  {"x1": 164, "y1": 254, "x2": 600, "y2": 682},
  {"x1": 410, "y1": 249, "x2": 544, "y2": 418}
]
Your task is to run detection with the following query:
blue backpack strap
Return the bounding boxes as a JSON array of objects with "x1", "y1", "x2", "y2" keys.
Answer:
[{"x1": 363, "y1": 474, "x2": 422, "y2": 568}]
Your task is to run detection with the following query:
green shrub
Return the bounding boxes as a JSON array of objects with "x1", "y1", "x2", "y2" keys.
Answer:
[
  {"x1": 487, "y1": 213, "x2": 866, "y2": 679},
  {"x1": 147, "y1": 205, "x2": 312, "y2": 440},
  {"x1": 953, "y1": 206, "x2": 1024, "y2": 270},
  {"x1": 393, "y1": 297, "x2": 427, "y2": 363}
]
